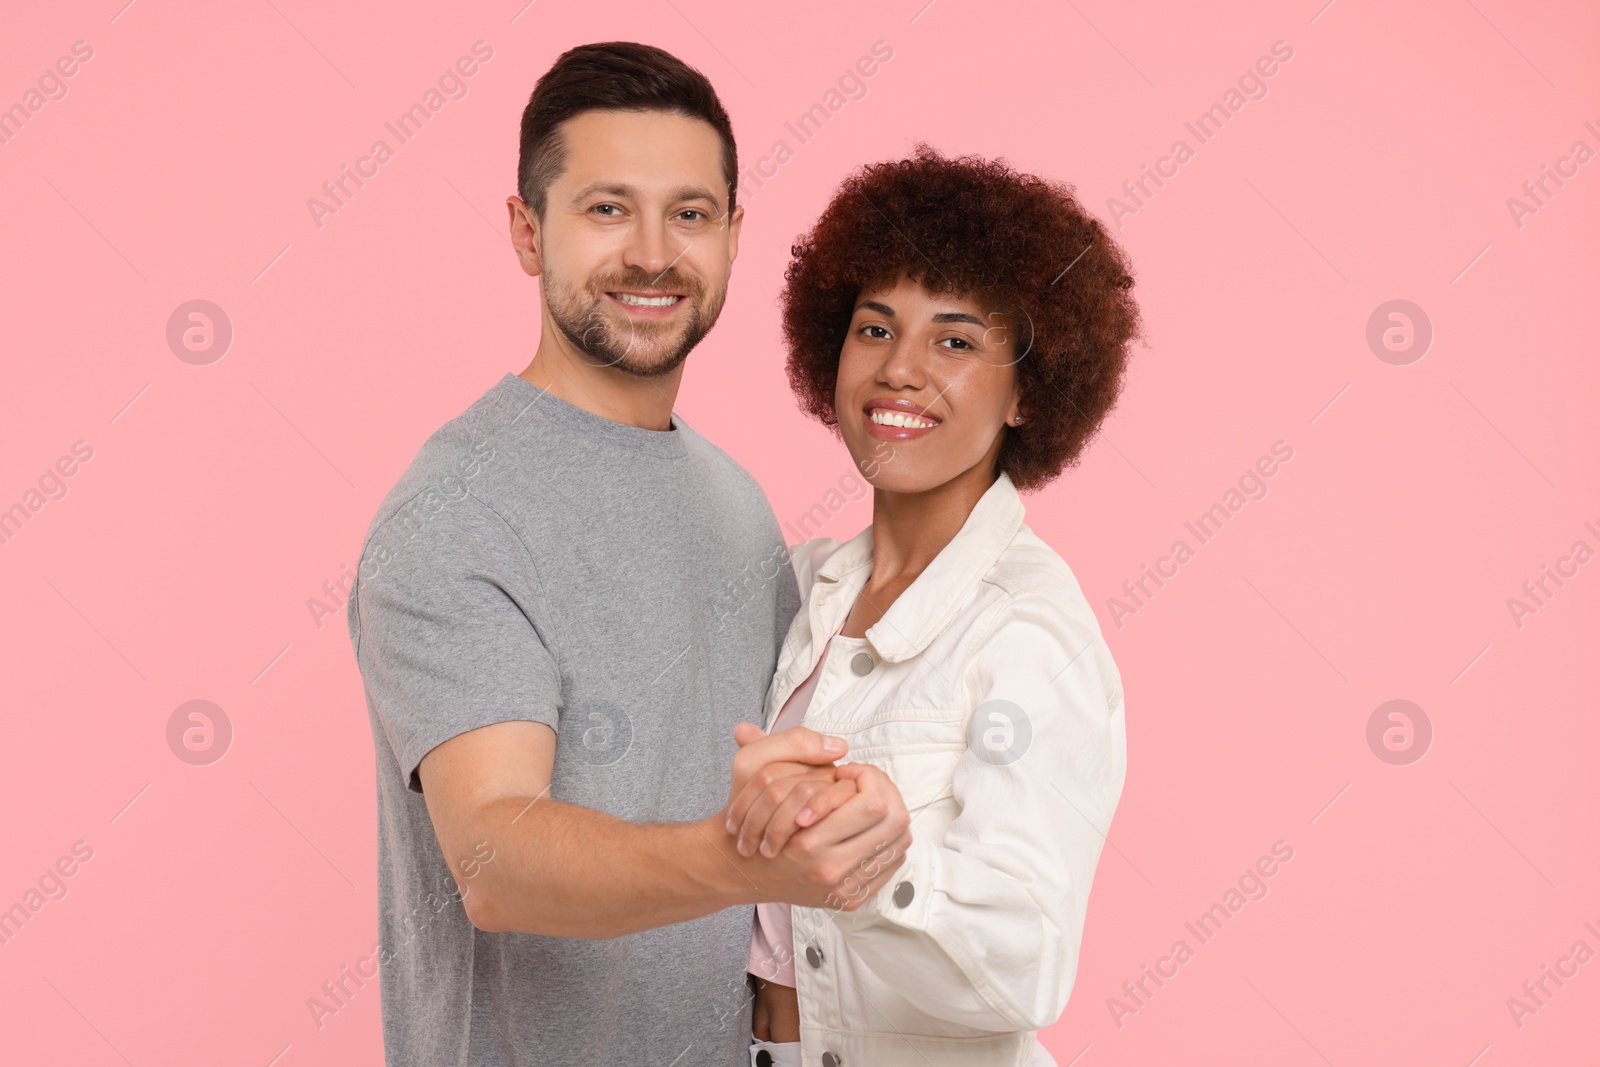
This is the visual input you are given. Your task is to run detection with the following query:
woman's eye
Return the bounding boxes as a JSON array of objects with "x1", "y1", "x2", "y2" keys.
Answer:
[
  {"x1": 939, "y1": 336, "x2": 974, "y2": 351},
  {"x1": 859, "y1": 324, "x2": 890, "y2": 339}
]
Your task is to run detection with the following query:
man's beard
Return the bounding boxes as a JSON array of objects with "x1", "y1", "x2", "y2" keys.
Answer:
[{"x1": 544, "y1": 265, "x2": 726, "y2": 378}]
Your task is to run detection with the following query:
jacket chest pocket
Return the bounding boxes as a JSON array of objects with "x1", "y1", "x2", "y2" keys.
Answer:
[
  {"x1": 821, "y1": 709, "x2": 968, "y2": 812},
  {"x1": 881, "y1": 746, "x2": 965, "y2": 812}
]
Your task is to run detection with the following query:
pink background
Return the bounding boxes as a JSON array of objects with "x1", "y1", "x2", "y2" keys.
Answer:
[{"x1": 2, "y1": 0, "x2": 1596, "y2": 1064}]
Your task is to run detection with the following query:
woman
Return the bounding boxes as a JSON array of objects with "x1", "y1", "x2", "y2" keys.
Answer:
[{"x1": 728, "y1": 145, "x2": 1143, "y2": 1066}]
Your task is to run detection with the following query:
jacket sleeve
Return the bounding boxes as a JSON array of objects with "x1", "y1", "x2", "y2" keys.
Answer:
[{"x1": 827, "y1": 594, "x2": 1127, "y2": 1031}]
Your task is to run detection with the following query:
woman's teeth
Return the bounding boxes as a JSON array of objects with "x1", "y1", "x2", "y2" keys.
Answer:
[
  {"x1": 869, "y1": 410, "x2": 937, "y2": 429},
  {"x1": 613, "y1": 293, "x2": 681, "y2": 307}
]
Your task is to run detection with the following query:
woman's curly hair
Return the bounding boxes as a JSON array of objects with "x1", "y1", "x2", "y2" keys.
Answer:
[{"x1": 781, "y1": 144, "x2": 1143, "y2": 491}]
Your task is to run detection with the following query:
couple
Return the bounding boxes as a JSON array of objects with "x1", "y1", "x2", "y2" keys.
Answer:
[{"x1": 347, "y1": 40, "x2": 1140, "y2": 1067}]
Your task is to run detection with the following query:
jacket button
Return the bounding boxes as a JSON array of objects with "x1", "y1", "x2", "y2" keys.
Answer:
[
  {"x1": 755, "y1": 1053, "x2": 772, "y2": 1067},
  {"x1": 806, "y1": 945, "x2": 824, "y2": 968},
  {"x1": 893, "y1": 880, "x2": 915, "y2": 908},
  {"x1": 822, "y1": 1054, "x2": 842, "y2": 1067},
  {"x1": 850, "y1": 652, "x2": 874, "y2": 676}
]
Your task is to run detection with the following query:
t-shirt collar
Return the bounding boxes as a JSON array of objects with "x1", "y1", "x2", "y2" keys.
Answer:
[{"x1": 497, "y1": 373, "x2": 686, "y2": 459}]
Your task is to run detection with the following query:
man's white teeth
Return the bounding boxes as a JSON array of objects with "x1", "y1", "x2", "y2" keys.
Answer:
[
  {"x1": 869, "y1": 410, "x2": 936, "y2": 429},
  {"x1": 614, "y1": 293, "x2": 680, "y2": 307}
]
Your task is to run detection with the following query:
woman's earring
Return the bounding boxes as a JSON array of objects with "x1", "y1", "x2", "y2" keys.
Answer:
[{"x1": 1011, "y1": 415, "x2": 1025, "y2": 426}]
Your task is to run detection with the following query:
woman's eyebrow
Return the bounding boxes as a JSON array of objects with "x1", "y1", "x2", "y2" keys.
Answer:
[
  {"x1": 857, "y1": 300, "x2": 896, "y2": 317},
  {"x1": 932, "y1": 311, "x2": 986, "y2": 326}
]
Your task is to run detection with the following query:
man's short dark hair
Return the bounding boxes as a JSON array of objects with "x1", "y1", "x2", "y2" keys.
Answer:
[{"x1": 517, "y1": 42, "x2": 738, "y2": 218}]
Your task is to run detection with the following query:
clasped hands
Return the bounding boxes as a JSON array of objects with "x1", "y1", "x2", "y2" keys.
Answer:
[{"x1": 715, "y1": 723, "x2": 911, "y2": 912}]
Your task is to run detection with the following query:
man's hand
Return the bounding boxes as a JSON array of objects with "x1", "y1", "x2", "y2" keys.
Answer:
[
  {"x1": 712, "y1": 724, "x2": 912, "y2": 911},
  {"x1": 805, "y1": 762, "x2": 911, "y2": 910},
  {"x1": 751, "y1": 760, "x2": 903, "y2": 863},
  {"x1": 725, "y1": 723, "x2": 854, "y2": 858}
]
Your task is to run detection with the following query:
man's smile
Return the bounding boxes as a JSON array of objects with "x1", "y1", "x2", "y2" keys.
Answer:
[{"x1": 606, "y1": 290, "x2": 686, "y2": 317}]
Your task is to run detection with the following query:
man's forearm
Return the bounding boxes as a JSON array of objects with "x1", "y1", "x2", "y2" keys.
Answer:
[
  {"x1": 442, "y1": 726, "x2": 909, "y2": 939},
  {"x1": 460, "y1": 794, "x2": 757, "y2": 938}
]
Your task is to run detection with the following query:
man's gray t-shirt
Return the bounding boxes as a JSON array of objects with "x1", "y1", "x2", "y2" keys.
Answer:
[{"x1": 347, "y1": 373, "x2": 799, "y2": 1066}]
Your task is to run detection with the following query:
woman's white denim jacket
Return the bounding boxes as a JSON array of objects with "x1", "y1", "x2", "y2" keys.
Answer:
[{"x1": 767, "y1": 472, "x2": 1126, "y2": 1067}]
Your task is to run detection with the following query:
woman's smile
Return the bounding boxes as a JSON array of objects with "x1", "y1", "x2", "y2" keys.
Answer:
[{"x1": 863, "y1": 397, "x2": 941, "y2": 439}]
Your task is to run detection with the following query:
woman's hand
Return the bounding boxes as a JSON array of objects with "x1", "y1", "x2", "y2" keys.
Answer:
[
  {"x1": 725, "y1": 724, "x2": 854, "y2": 858},
  {"x1": 718, "y1": 724, "x2": 912, "y2": 910},
  {"x1": 750, "y1": 976, "x2": 802, "y2": 1042}
]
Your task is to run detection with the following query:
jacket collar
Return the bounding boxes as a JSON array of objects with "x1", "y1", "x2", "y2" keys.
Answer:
[{"x1": 812, "y1": 472, "x2": 1026, "y2": 663}]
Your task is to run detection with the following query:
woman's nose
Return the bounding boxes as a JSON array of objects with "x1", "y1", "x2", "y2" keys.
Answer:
[{"x1": 877, "y1": 340, "x2": 926, "y2": 390}]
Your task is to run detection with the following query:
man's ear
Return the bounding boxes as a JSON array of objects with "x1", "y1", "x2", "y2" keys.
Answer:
[
  {"x1": 726, "y1": 203, "x2": 745, "y2": 263},
  {"x1": 507, "y1": 196, "x2": 543, "y2": 278}
]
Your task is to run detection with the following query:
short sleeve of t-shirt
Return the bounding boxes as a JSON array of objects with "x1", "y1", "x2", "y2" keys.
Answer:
[{"x1": 351, "y1": 491, "x2": 562, "y2": 794}]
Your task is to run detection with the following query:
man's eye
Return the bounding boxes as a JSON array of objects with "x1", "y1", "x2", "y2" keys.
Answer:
[
  {"x1": 678, "y1": 210, "x2": 706, "y2": 222},
  {"x1": 592, "y1": 204, "x2": 621, "y2": 217}
]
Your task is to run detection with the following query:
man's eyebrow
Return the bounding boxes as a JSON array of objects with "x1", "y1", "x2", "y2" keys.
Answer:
[
  {"x1": 568, "y1": 182, "x2": 724, "y2": 209},
  {"x1": 569, "y1": 182, "x2": 636, "y2": 203},
  {"x1": 669, "y1": 185, "x2": 723, "y2": 205},
  {"x1": 932, "y1": 311, "x2": 987, "y2": 326}
]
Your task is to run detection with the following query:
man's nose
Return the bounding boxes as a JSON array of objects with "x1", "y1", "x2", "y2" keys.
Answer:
[{"x1": 621, "y1": 216, "x2": 677, "y2": 278}]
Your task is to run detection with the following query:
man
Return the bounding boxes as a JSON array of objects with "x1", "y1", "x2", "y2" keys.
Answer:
[{"x1": 346, "y1": 42, "x2": 910, "y2": 1066}]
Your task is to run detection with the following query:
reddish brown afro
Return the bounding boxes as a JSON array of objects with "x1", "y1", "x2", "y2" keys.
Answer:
[{"x1": 781, "y1": 144, "x2": 1143, "y2": 491}]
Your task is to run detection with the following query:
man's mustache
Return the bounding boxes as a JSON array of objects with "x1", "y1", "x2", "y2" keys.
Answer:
[{"x1": 587, "y1": 268, "x2": 703, "y2": 299}]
